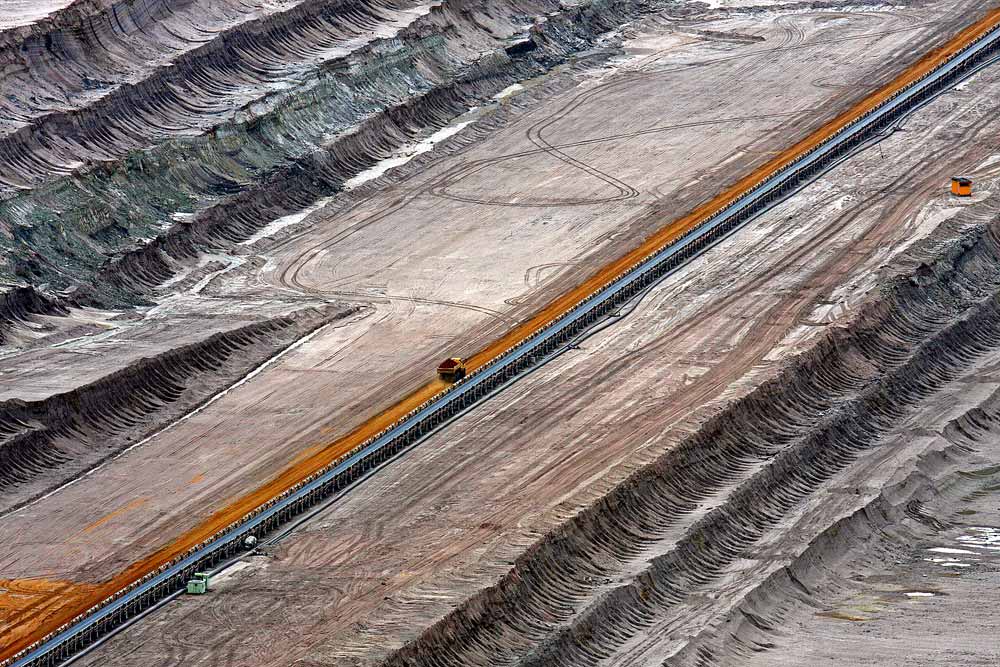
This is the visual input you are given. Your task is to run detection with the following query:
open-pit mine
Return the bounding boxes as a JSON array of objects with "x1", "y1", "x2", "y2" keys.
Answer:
[{"x1": 2, "y1": 0, "x2": 1000, "y2": 665}]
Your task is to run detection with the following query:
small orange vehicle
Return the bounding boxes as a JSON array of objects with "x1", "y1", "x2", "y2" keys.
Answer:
[
  {"x1": 951, "y1": 176, "x2": 973, "y2": 197},
  {"x1": 437, "y1": 357, "x2": 467, "y2": 382}
]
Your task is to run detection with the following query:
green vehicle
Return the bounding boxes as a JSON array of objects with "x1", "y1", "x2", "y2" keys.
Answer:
[{"x1": 186, "y1": 573, "x2": 211, "y2": 595}]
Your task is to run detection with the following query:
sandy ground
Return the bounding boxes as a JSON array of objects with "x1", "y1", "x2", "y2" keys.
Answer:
[
  {"x1": 21, "y1": 2, "x2": 996, "y2": 664},
  {"x1": 737, "y1": 475, "x2": 1000, "y2": 667},
  {"x1": 0, "y1": 306, "x2": 299, "y2": 403},
  {"x1": 0, "y1": 1, "x2": 77, "y2": 30}
]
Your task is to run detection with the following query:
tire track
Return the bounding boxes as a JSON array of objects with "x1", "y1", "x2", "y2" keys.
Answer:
[{"x1": 429, "y1": 20, "x2": 927, "y2": 207}]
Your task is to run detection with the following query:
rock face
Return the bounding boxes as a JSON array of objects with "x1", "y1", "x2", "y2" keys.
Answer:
[{"x1": 0, "y1": 0, "x2": 671, "y2": 305}]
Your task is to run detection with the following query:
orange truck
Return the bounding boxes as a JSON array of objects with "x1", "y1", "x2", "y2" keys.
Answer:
[
  {"x1": 951, "y1": 176, "x2": 973, "y2": 196},
  {"x1": 437, "y1": 357, "x2": 467, "y2": 382}
]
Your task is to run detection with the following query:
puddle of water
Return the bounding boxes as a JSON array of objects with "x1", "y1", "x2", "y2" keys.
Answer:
[
  {"x1": 905, "y1": 592, "x2": 936, "y2": 597},
  {"x1": 922, "y1": 529, "x2": 1000, "y2": 570},
  {"x1": 924, "y1": 556, "x2": 973, "y2": 568},
  {"x1": 956, "y1": 526, "x2": 1000, "y2": 551}
]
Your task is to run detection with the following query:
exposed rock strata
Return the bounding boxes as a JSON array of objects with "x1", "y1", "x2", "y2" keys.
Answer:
[
  {"x1": 0, "y1": 0, "x2": 676, "y2": 305},
  {"x1": 0, "y1": 287, "x2": 68, "y2": 346}
]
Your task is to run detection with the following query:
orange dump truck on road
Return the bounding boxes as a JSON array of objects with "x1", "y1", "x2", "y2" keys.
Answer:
[{"x1": 437, "y1": 357, "x2": 466, "y2": 382}]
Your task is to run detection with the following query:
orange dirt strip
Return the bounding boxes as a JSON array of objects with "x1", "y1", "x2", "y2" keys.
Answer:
[{"x1": 6, "y1": 7, "x2": 1000, "y2": 663}]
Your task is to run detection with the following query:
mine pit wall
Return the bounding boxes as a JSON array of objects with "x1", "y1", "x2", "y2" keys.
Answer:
[
  {"x1": 669, "y1": 386, "x2": 1000, "y2": 666},
  {"x1": 0, "y1": 0, "x2": 418, "y2": 136},
  {"x1": 3, "y1": 1, "x2": 996, "y2": 664},
  {"x1": 0, "y1": 0, "x2": 127, "y2": 42},
  {"x1": 379, "y1": 221, "x2": 1000, "y2": 667},
  {"x1": 665, "y1": 442, "x2": 997, "y2": 666},
  {"x1": 0, "y1": 287, "x2": 68, "y2": 346},
  {"x1": 88, "y1": 0, "x2": 666, "y2": 306},
  {"x1": 0, "y1": 305, "x2": 355, "y2": 516},
  {"x1": 13, "y1": 5, "x2": 1000, "y2": 660},
  {"x1": 0, "y1": 0, "x2": 669, "y2": 305},
  {"x1": 86, "y1": 54, "x2": 540, "y2": 302},
  {"x1": 8, "y1": 0, "x2": 988, "y2": 310}
]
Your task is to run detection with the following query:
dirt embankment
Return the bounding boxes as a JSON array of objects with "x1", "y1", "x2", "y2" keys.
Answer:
[
  {"x1": 671, "y1": 384, "x2": 1000, "y2": 666},
  {"x1": 379, "y1": 220, "x2": 1000, "y2": 667},
  {"x1": 83, "y1": 0, "x2": 670, "y2": 307},
  {"x1": 0, "y1": 304, "x2": 358, "y2": 516},
  {"x1": 0, "y1": 287, "x2": 68, "y2": 346},
  {"x1": 0, "y1": 0, "x2": 119, "y2": 43},
  {"x1": 0, "y1": 0, "x2": 411, "y2": 139}
]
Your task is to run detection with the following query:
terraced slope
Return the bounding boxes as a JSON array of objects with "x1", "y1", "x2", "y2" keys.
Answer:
[
  {"x1": 384, "y1": 223, "x2": 1000, "y2": 666},
  {"x1": 46, "y1": 2, "x2": 1000, "y2": 663},
  {"x1": 4, "y1": 1, "x2": 1000, "y2": 665},
  {"x1": 0, "y1": 0, "x2": 671, "y2": 305}
]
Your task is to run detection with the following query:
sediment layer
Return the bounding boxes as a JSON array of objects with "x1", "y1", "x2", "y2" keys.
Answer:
[
  {"x1": 0, "y1": 287, "x2": 68, "y2": 346},
  {"x1": 0, "y1": 0, "x2": 672, "y2": 305}
]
